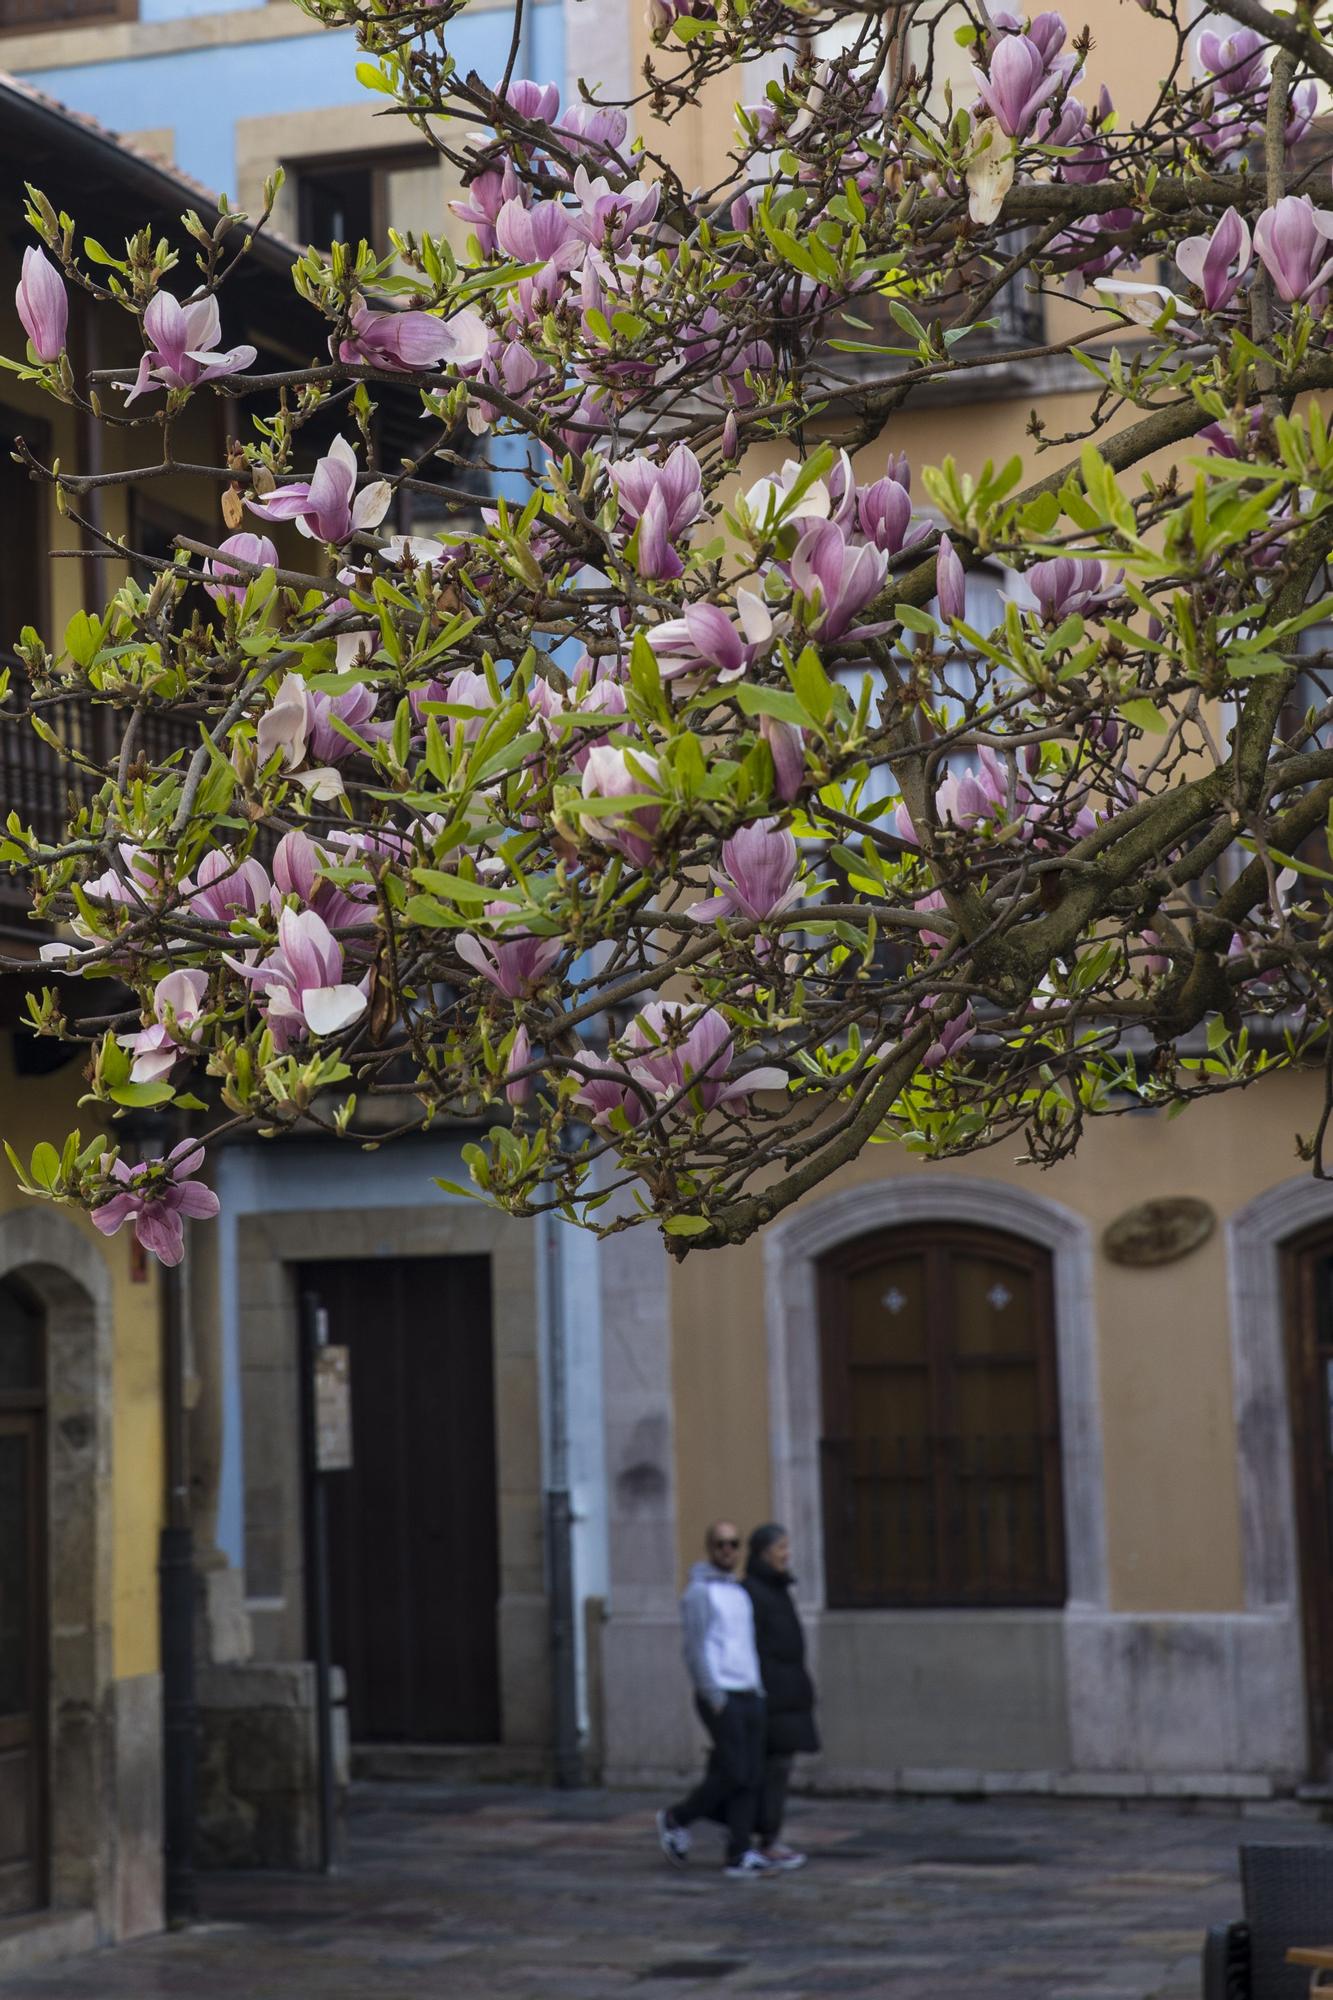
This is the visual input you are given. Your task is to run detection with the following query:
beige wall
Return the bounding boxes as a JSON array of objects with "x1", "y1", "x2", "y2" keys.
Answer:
[{"x1": 669, "y1": 1066, "x2": 1333, "y2": 1616}]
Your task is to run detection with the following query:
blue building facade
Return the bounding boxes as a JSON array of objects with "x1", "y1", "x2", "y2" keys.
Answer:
[{"x1": 10, "y1": 0, "x2": 563, "y2": 214}]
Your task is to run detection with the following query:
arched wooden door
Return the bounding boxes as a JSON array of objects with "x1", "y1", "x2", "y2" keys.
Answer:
[
  {"x1": 817, "y1": 1223, "x2": 1066, "y2": 1609},
  {"x1": 0, "y1": 1275, "x2": 47, "y2": 1915},
  {"x1": 1282, "y1": 1228, "x2": 1333, "y2": 1778}
]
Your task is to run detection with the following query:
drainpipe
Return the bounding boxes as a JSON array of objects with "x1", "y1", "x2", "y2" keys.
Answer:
[
  {"x1": 159, "y1": 1244, "x2": 197, "y2": 1922},
  {"x1": 126, "y1": 1107, "x2": 195, "y2": 1924},
  {"x1": 543, "y1": 1211, "x2": 581, "y2": 1788}
]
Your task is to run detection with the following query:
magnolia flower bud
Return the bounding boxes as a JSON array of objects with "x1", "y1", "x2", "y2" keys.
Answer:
[
  {"x1": 936, "y1": 533, "x2": 966, "y2": 623},
  {"x1": 721, "y1": 411, "x2": 739, "y2": 462},
  {"x1": 16, "y1": 247, "x2": 67, "y2": 363}
]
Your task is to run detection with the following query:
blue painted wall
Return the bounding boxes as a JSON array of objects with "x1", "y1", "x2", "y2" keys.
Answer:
[
  {"x1": 211, "y1": 1137, "x2": 608, "y2": 1730},
  {"x1": 20, "y1": 1, "x2": 563, "y2": 202}
]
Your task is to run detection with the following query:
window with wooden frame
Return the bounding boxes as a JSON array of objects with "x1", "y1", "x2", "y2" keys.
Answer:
[
  {"x1": 0, "y1": 0, "x2": 135, "y2": 34},
  {"x1": 292, "y1": 148, "x2": 449, "y2": 258},
  {"x1": 817, "y1": 1223, "x2": 1066, "y2": 1609}
]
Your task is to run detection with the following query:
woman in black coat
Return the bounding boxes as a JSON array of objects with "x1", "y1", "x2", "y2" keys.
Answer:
[{"x1": 744, "y1": 1522, "x2": 819, "y2": 1870}]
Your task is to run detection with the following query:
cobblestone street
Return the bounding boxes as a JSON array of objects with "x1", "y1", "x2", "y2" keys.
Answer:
[{"x1": 4, "y1": 1784, "x2": 1327, "y2": 2000}]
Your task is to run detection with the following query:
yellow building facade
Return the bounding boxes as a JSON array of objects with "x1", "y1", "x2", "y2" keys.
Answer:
[{"x1": 591, "y1": 4, "x2": 1333, "y2": 1798}]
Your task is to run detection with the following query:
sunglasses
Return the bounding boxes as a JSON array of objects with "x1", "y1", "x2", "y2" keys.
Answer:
[{"x1": 712, "y1": 1538, "x2": 740, "y2": 1551}]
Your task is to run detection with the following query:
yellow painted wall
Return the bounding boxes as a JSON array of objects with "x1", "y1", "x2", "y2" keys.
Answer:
[
  {"x1": 0, "y1": 285, "x2": 212, "y2": 1690},
  {"x1": 669, "y1": 1067, "x2": 1331, "y2": 1613},
  {"x1": 0, "y1": 1039, "x2": 164, "y2": 1680}
]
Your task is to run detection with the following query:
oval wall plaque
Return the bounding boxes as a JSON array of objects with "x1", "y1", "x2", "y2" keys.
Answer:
[{"x1": 1103, "y1": 1196, "x2": 1216, "y2": 1267}]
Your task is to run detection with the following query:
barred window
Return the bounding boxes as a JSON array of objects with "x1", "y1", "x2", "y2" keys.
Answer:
[{"x1": 818, "y1": 1223, "x2": 1066, "y2": 1608}]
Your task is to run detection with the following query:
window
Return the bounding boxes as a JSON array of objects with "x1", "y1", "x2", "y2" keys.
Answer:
[
  {"x1": 294, "y1": 149, "x2": 454, "y2": 258},
  {"x1": 817, "y1": 1223, "x2": 1066, "y2": 1608},
  {"x1": 0, "y1": 0, "x2": 133, "y2": 31}
]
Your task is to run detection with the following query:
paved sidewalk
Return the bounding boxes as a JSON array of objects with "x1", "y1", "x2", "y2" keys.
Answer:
[{"x1": 3, "y1": 1783, "x2": 1326, "y2": 1999}]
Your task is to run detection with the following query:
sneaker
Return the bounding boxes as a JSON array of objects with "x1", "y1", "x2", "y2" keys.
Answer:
[
  {"x1": 657, "y1": 1809, "x2": 691, "y2": 1865},
  {"x1": 724, "y1": 1849, "x2": 779, "y2": 1879},
  {"x1": 762, "y1": 1843, "x2": 807, "y2": 1871}
]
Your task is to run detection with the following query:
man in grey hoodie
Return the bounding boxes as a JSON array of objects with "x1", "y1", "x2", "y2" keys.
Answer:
[{"x1": 656, "y1": 1521, "x2": 774, "y2": 1879}]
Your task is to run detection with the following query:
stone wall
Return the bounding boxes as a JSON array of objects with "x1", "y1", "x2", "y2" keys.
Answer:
[{"x1": 196, "y1": 1663, "x2": 348, "y2": 1872}]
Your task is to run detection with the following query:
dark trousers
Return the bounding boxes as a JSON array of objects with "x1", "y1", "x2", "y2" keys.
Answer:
[
  {"x1": 670, "y1": 1692, "x2": 765, "y2": 1864},
  {"x1": 756, "y1": 1751, "x2": 794, "y2": 1845}
]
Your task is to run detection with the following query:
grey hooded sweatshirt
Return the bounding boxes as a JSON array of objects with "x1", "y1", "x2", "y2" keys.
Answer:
[{"x1": 679, "y1": 1560, "x2": 763, "y2": 1708}]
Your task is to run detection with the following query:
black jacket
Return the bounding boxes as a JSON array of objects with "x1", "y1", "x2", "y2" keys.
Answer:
[{"x1": 743, "y1": 1565, "x2": 820, "y2": 1756}]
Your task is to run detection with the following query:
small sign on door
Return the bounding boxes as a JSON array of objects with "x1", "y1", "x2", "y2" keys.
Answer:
[{"x1": 314, "y1": 1344, "x2": 353, "y2": 1472}]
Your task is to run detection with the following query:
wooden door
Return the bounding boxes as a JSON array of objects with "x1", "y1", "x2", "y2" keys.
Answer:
[
  {"x1": 0, "y1": 1275, "x2": 46, "y2": 1916},
  {"x1": 299, "y1": 1257, "x2": 501, "y2": 1744},
  {"x1": 1284, "y1": 1234, "x2": 1333, "y2": 1777},
  {"x1": 818, "y1": 1224, "x2": 1064, "y2": 1609}
]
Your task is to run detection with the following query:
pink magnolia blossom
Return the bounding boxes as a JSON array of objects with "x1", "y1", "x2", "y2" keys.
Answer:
[
  {"x1": 634, "y1": 486, "x2": 684, "y2": 580},
  {"x1": 570, "y1": 1055, "x2": 649, "y2": 1128},
  {"x1": 91, "y1": 1140, "x2": 219, "y2": 1268},
  {"x1": 1196, "y1": 26, "x2": 1269, "y2": 98},
  {"x1": 648, "y1": 591, "x2": 776, "y2": 682},
  {"x1": 855, "y1": 474, "x2": 927, "y2": 556},
  {"x1": 123, "y1": 291, "x2": 256, "y2": 404},
  {"x1": 895, "y1": 748, "x2": 1010, "y2": 843},
  {"x1": 571, "y1": 166, "x2": 660, "y2": 250},
  {"x1": 1175, "y1": 208, "x2": 1252, "y2": 311},
  {"x1": 84, "y1": 843, "x2": 171, "y2": 909},
  {"x1": 450, "y1": 163, "x2": 523, "y2": 254},
  {"x1": 935, "y1": 534, "x2": 967, "y2": 622},
  {"x1": 204, "y1": 533, "x2": 278, "y2": 605},
  {"x1": 506, "y1": 1024, "x2": 534, "y2": 1106},
  {"x1": 919, "y1": 998, "x2": 978, "y2": 1071},
  {"x1": 972, "y1": 33, "x2": 1068, "y2": 140},
  {"x1": 580, "y1": 744, "x2": 662, "y2": 866},
  {"x1": 790, "y1": 521, "x2": 888, "y2": 639},
  {"x1": 337, "y1": 305, "x2": 490, "y2": 372},
  {"x1": 226, "y1": 906, "x2": 369, "y2": 1050},
  {"x1": 1254, "y1": 196, "x2": 1333, "y2": 305},
  {"x1": 271, "y1": 829, "x2": 372, "y2": 935},
  {"x1": 495, "y1": 198, "x2": 584, "y2": 267},
  {"x1": 16, "y1": 247, "x2": 67, "y2": 362},
  {"x1": 610, "y1": 447, "x2": 703, "y2": 540},
  {"x1": 256, "y1": 673, "x2": 384, "y2": 771},
  {"x1": 248, "y1": 435, "x2": 392, "y2": 543},
  {"x1": 188, "y1": 848, "x2": 272, "y2": 923},
  {"x1": 456, "y1": 901, "x2": 563, "y2": 997},
  {"x1": 119, "y1": 969, "x2": 209, "y2": 1082},
  {"x1": 556, "y1": 101, "x2": 629, "y2": 168},
  {"x1": 762, "y1": 714, "x2": 806, "y2": 802},
  {"x1": 624, "y1": 1002, "x2": 787, "y2": 1111},
  {"x1": 1023, "y1": 556, "x2": 1120, "y2": 621},
  {"x1": 687, "y1": 819, "x2": 801, "y2": 923},
  {"x1": 502, "y1": 79, "x2": 561, "y2": 123}
]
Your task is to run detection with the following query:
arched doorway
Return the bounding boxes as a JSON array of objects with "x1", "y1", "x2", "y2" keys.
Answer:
[
  {"x1": 0, "y1": 1209, "x2": 115, "y2": 1931},
  {"x1": 817, "y1": 1222, "x2": 1066, "y2": 1610},
  {"x1": 0, "y1": 1272, "x2": 47, "y2": 1915},
  {"x1": 1283, "y1": 1225, "x2": 1333, "y2": 1778}
]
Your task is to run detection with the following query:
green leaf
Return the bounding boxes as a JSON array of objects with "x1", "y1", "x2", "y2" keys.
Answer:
[
  {"x1": 730, "y1": 684, "x2": 809, "y2": 726},
  {"x1": 355, "y1": 60, "x2": 396, "y2": 94},
  {"x1": 29, "y1": 1142, "x2": 60, "y2": 1191},
  {"x1": 107, "y1": 1081, "x2": 176, "y2": 1108},
  {"x1": 1117, "y1": 698, "x2": 1168, "y2": 735},
  {"x1": 664, "y1": 1213, "x2": 713, "y2": 1235},
  {"x1": 411, "y1": 868, "x2": 494, "y2": 904}
]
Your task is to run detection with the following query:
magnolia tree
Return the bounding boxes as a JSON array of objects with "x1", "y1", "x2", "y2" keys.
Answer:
[{"x1": 4, "y1": 0, "x2": 1333, "y2": 1264}]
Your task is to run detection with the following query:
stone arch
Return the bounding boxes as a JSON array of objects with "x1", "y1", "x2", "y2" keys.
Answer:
[
  {"x1": 0, "y1": 1207, "x2": 114, "y2": 1924},
  {"x1": 762, "y1": 1173, "x2": 1106, "y2": 1611}
]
